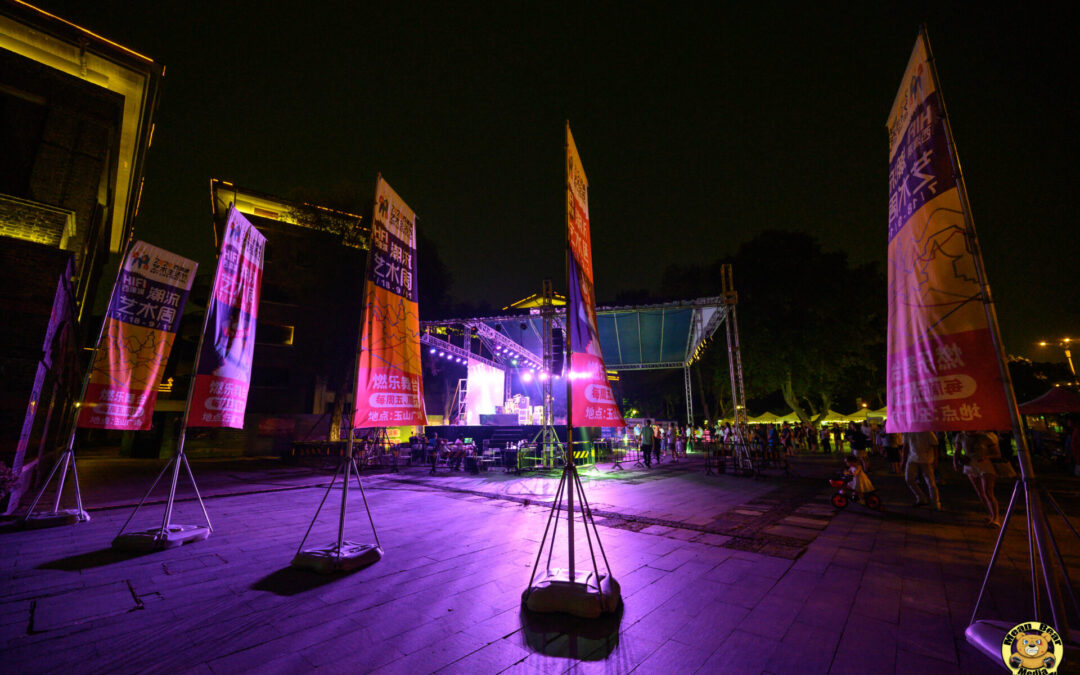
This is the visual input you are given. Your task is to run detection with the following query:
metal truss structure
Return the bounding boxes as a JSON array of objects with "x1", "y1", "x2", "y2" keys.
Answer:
[{"x1": 421, "y1": 294, "x2": 743, "y2": 426}]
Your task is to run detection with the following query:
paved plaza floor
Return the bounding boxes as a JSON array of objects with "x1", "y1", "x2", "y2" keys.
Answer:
[{"x1": 2, "y1": 452, "x2": 1078, "y2": 674}]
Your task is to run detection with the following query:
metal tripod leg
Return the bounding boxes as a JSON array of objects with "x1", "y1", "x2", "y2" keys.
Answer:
[
  {"x1": 295, "y1": 459, "x2": 343, "y2": 556},
  {"x1": 352, "y1": 457, "x2": 380, "y2": 550},
  {"x1": 969, "y1": 480, "x2": 1020, "y2": 625},
  {"x1": 23, "y1": 450, "x2": 69, "y2": 520},
  {"x1": 52, "y1": 451, "x2": 71, "y2": 513},
  {"x1": 1038, "y1": 487, "x2": 1080, "y2": 621},
  {"x1": 181, "y1": 454, "x2": 212, "y2": 532},
  {"x1": 526, "y1": 465, "x2": 570, "y2": 593},
  {"x1": 116, "y1": 455, "x2": 176, "y2": 536}
]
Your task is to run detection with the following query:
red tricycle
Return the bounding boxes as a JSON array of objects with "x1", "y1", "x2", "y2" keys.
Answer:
[{"x1": 828, "y1": 475, "x2": 882, "y2": 510}]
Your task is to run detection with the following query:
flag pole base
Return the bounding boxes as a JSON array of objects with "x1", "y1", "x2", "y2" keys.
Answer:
[
  {"x1": 23, "y1": 509, "x2": 89, "y2": 529},
  {"x1": 112, "y1": 524, "x2": 210, "y2": 552},
  {"x1": 291, "y1": 541, "x2": 382, "y2": 574},
  {"x1": 522, "y1": 568, "x2": 621, "y2": 618}
]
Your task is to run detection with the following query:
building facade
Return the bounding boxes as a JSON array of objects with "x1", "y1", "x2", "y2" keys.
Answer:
[
  {"x1": 0, "y1": 2, "x2": 162, "y2": 511},
  {"x1": 203, "y1": 180, "x2": 368, "y2": 454}
]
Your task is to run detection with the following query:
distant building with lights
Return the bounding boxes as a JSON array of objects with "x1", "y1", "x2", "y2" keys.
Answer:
[
  {"x1": 0, "y1": 2, "x2": 162, "y2": 512},
  {"x1": 204, "y1": 180, "x2": 368, "y2": 454}
]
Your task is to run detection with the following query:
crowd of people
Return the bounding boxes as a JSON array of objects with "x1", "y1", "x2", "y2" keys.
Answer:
[{"x1": 627, "y1": 417, "x2": 1034, "y2": 528}]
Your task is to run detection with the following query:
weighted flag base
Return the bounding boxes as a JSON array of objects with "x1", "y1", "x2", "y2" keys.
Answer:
[
  {"x1": 112, "y1": 524, "x2": 210, "y2": 552},
  {"x1": 291, "y1": 541, "x2": 382, "y2": 574},
  {"x1": 23, "y1": 508, "x2": 90, "y2": 529},
  {"x1": 523, "y1": 568, "x2": 621, "y2": 618},
  {"x1": 965, "y1": 619, "x2": 1013, "y2": 663}
]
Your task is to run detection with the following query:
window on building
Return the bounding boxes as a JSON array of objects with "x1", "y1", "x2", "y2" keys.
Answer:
[
  {"x1": 0, "y1": 84, "x2": 47, "y2": 198},
  {"x1": 257, "y1": 322, "x2": 294, "y2": 346}
]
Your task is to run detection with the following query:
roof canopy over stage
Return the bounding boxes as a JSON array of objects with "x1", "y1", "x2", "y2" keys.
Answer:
[{"x1": 420, "y1": 296, "x2": 728, "y2": 372}]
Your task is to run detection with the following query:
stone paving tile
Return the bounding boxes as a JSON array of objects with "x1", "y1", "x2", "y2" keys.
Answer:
[
  {"x1": 697, "y1": 629, "x2": 779, "y2": 673},
  {"x1": 767, "y1": 619, "x2": 843, "y2": 675},
  {"x1": 438, "y1": 635, "x2": 531, "y2": 673},
  {"x1": 2, "y1": 456, "x2": 1074, "y2": 674},
  {"x1": 739, "y1": 595, "x2": 803, "y2": 639},
  {"x1": 370, "y1": 627, "x2": 489, "y2": 674},
  {"x1": 828, "y1": 614, "x2": 898, "y2": 675},
  {"x1": 713, "y1": 575, "x2": 776, "y2": 610},
  {"x1": 664, "y1": 528, "x2": 699, "y2": 542},
  {"x1": 632, "y1": 637, "x2": 714, "y2": 674},
  {"x1": 850, "y1": 581, "x2": 901, "y2": 624},
  {"x1": 893, "y1": 648, "x2": 965, "y2": 675},
  {"x1": 669, "y1": 600, "x2": 748, "y2": 647},
  {"x1": 896, "y1": 606, "x2": 958, "y2": 665},
  {"x1": 764, "y1": 523, "x2": 820, "y2": 541},
  {"x1": 691, "y1": 532, "x2": 732, "y2": 547}
]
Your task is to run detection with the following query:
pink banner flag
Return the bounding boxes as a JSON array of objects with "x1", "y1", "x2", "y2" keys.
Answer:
[
  {"x1": 189, "y1": 207, "x2": 266, "y2": 428},
  {"x1": 353, "y1": 176, "x2": 427, "y2": 428},
  {"x1": 566, "y1": 124, "x2": 625, "y2": 428},
  {"x1": 78, "y1": 242, "x2": 196, "y2": 430},
  {"x1": 885, "y1": 32, "x2": 1010, "y2": 433}
]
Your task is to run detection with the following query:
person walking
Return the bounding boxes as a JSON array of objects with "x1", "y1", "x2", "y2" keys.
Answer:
[
  {"x1": 641, "y1": 420, "x2": 655, "y2": 468},
  {"x1": 847, "y1": 422, "x2": 870, "y2": 469},
  {"x1": 904, "y1": 430, "x2": 941, "y2": 510},
  {"x1": 955, "y1": 431, "x2": 1001, "y2": 526}
]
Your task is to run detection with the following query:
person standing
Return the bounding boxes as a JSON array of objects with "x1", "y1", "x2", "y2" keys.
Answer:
[
  {"x1": 641, "y1": 420, "x2": 655, "y2": 468},
  {"x1": 955, "y1": 431, "x2": 1001, "y2": 526},
  {"x1": 886, "y1": 432, "x2": 903, "y2": 475},
  {"x1": 833, "y1": 424, "x2": 845, "y2": 455},
  {"x1": 780, "y1": 422, "x2": 794, "y2": 456},
  {"x1": 820, "y1": 425, "x2": 832, "y2": 454},
  {"x1": 848, "y1": 422, "x2": 869, "y2": 470},
  {"x1": 905, "y1": 430, "x2": 941, "y2": 510}
]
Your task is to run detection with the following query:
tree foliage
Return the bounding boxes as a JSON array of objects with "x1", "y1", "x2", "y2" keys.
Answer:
[{"x1": 660, "y1": 230, "x2": 885, "y2": 422}]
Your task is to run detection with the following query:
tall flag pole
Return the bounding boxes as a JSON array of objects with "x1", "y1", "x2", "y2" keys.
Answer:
[
  {"x1": 566, "y1": 125, "x2": 626, "y2": 432},
  {"x1": 293, "y1": 175, "x2": 424, "y2": 573},
  {"x1": 49, "y1": 241, "x2": 197, "y2": 541},
  {"x1": 885, "y1": 31, "x2": 1009, "y2": 434},
  {"x1": 189, "y1": 206, "x2": 266, "y2": 429},
  {"x1": 353, "y1": 176, "x2": 427, "y2": 430},
  {"x1": 114, "y1": 208, "x2": 265, "y2": 551},
  {"x1": 22, "y1": 241, "x2": 137, "y2": 526},
  {"x1": 523, "y1": 123, "x2": 621, "y2": 618},
  {"x1": 888, "y1": 27, "x2": 1075, "y2": 658}
]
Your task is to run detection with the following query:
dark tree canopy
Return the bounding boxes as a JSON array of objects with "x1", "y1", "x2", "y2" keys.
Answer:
[{"x1": 653, "y1": 230, "x2": 886, "y2": 422}]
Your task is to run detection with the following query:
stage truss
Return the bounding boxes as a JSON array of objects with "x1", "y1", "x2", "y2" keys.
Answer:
[{"x1": 421, "y1": 295, "x2": 735, "y2": 425}]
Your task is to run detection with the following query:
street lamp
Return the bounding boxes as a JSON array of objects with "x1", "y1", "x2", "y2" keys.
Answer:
[{"x1": 1037, "y1": 338, "x2": 1078, "y2": 384}]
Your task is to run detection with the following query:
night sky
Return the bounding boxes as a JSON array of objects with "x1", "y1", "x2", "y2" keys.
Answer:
[{"x1": 34, "y1": 2, "x2": 1078, "y2": 360}]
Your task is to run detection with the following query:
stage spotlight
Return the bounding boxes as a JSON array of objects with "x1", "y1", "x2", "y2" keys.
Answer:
[
  {"x1": 438, "y1": 351, "x2": 445, "y2": 357},
  {"x1": 429, "y1": 348, "x2": 436, "y2": 354},
  {"x1": 539, "y1": 372, "x2": 549, "y2": 381},
  {"x1": 522, "y1": 372, "x2": 533, "y2": 382},
  {"x1": 511, "y1": 359, "x2": 518, "y2": 366}
]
